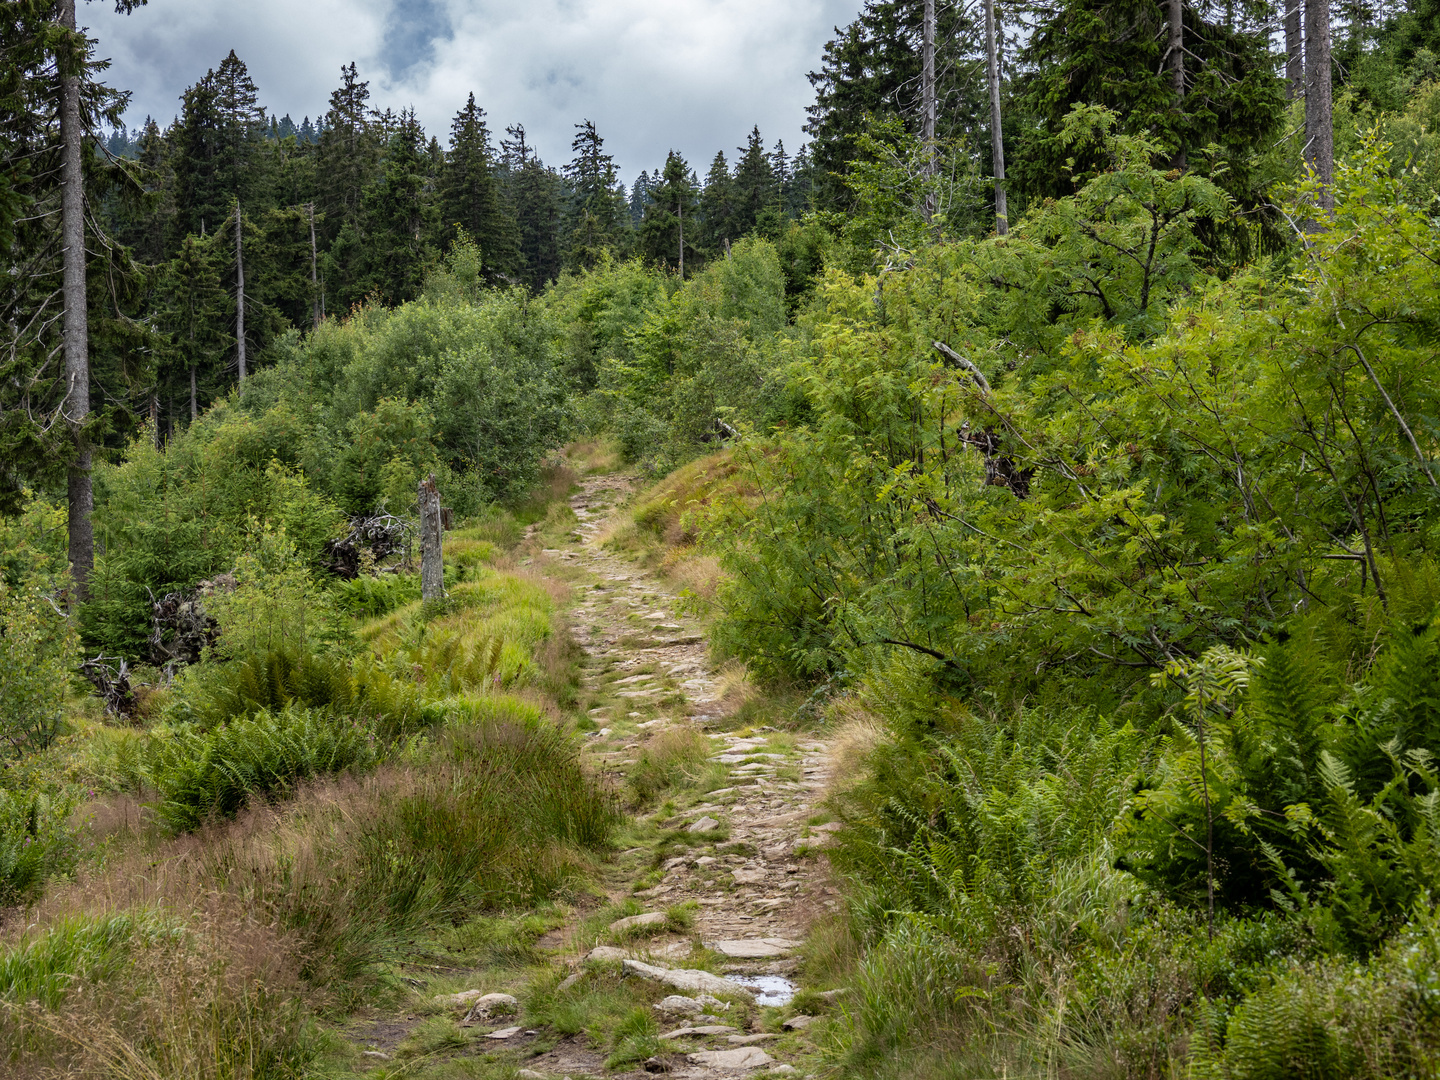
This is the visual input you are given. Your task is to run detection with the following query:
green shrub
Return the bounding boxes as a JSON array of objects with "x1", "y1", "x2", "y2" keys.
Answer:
[
  {"x1": 0, "y1": 580, "x2": 75, "y2": 757},
  {"x1": 146, "y1": 707, "x2": 380, "y2": 832},
  {"x1": 332, "y1": 572, "x2": 421, "y2": 618},
  {"x1": 0, "y1": 788, "x2": 76, "y2": 905}
]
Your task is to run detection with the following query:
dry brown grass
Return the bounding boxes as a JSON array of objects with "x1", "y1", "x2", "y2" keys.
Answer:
[
  {"x1": 715, "y1": 661, "x2": 761, "y2": 716},
  {"x1": 823, "y1": 696, "x2": 892, "y2": 797},
  {"x1": 566, "y1": 438, "x2": 625, "y2": 475},
  {"x1": 664, "y1": 553, "x2": 724, "y2": 603}
]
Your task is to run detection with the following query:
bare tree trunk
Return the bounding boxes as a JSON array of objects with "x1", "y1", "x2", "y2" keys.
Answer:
[
  {"x1": 922, "y1": 0, "x2": 938, "y2": 222},
  {"x1": 150, "y1": 395, "x2": 159, "y2": 449},
  {"x1": 234, "y1": 202, "x2": 246, "y2": 383},
  {"x1": 1286, "y1": 0, "x2": 1304, "y2": 99},
  {"x1": 678, "y1": 199, "x2": 684, "y2": 278},
  {"x1": 58, "y1": 0, "x2": 93, "y2": 600},
  {"x1": 418, "y1": 474, "x2": 444, "y2": 601},
  {"x1": 984, "y1": 0, "x2": 1008, "y2": 235},
  {"x1": 1304, "y1": 0, "x2": 1334, "y2": 215},
  {"x1": 308, "y1": 202, "x2": 321, "y2": 330},
  {"x1": 1169, "y1": 0, "x2": 1187, "y2": 169},
  {"x1": 189, "y1": 361, "x2": 197, "y2": 421}
]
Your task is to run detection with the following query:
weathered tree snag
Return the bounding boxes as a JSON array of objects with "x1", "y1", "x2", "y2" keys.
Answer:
[
  {"x1": 922, "y1": 0, "x2": 938, "y2": 223},
  {"x1": 419, "y1": 474, "x2": 444, "y2": 601},
  {"x1": 59, "y1": 0, "x2": 93, "y2": 600},
  {"x1": 1168, "y1": 0, "x2": 1187, "y2": 170},
  {"x1": 1304, "y1": 0, "x2": 1334, "y2": 216},
  {"x1": 235, "y1": 202, "x2": 246, "y2": 383},
  {"x1": 308, "y1": 202, "x2": 321, "y2": 329},
  {"x1": 984, "y1": 0, "x2": 1008, "y2": 235},
  {"x1": 1285, "y1": 0, "x2": 1304, "y2": 99}
]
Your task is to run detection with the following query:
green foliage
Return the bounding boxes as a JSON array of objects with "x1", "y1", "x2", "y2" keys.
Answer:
[
  {"x1": 0, "y1": 787, "x2": 75, "y2": 905},
  {"x1": 0, "y1": 579, "x2": 76, "y2": 757},
  {"x1": 146, "y1": 706, "x2": 379, "y2": 832},
  {"x1": 331, "y1": 572, "x2": 421, "y2": 618}
]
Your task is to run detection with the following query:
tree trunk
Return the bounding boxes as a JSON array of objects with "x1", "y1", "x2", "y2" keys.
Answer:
[
  {"x1": 234, "y1": 202, "x2": 246, "y2": 383},
  {"x1": 418, "y1": 473, "x2": 444, "y2": 601},
  {"x1": 190, "y1": 362, "x2": 197, "y2": 421},
  {"x1": 984, "y1": 0, "x2": 1008, "y2": 235},
  {"x1": 308, "y1": 202, "x2": 321, "y2": 330},
  {"x1": 922, "y1": 0, "x2": 937, "y2": 222},
  {"x1": 1304, "y1": 0, "x2": 1334, "y2": 215},
  {"x1": 150, "y1": 395, "x2": 159, "y2": 449},
  {"x1": 58, "y1": 0, "x2": 93, "y2": 600},
  {"x1": 678, "y1": 199, "x2": 684, "y2": 278},
  {"x1": 1286, "y1": 0, "x2": 1304, "y2": 99},
  {"x1": 1169, "y1": 0, "x2": 1187, "y2": 169}
]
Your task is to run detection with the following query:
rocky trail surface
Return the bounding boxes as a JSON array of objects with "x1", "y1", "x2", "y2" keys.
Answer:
[{"x1": 517, "y1": 473, "x2": 840, "y2": 1078}]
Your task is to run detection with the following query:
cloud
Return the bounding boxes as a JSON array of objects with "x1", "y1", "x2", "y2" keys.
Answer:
[{"x1": 87, "y1": 0, "x2": 856, "y2": 178}]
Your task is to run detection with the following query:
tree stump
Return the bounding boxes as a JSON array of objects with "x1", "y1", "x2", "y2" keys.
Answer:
[{"x1": 418, "y1": 473, "x2": 444, "y2": 601}]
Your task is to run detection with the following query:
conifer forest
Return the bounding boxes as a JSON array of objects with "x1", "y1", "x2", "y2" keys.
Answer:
[{"x1": 2, "y1": 0, "x2": 1440, "y2": 1076}]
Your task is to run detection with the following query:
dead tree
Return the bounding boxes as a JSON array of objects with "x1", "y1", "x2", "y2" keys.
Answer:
[
  {"x1": 1304, "y1": 0, "x2": 1334, "y2": 216},
  {"x1": 59, "y1": 0, "x2": 93, "y2": 599},
  {"x1": 419, "y1": 473, "x2": 444, "y2": 601},
  {"x1": 984, "y1": 0, "x2": 1008, "y2": 234},
  {"x1": 922, "y1": 0, "x2": 938, "y2": 222},
  {"x1": 235, "y1": 202, "x2": 247, "y2": 383}
]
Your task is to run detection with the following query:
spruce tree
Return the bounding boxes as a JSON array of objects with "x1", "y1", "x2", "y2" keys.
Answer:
[
  {"x1": 502, "y1": 124, "x2": 562, "y2": 290},
  {"x1": 563, "y1": 119, "x2": 628, "y2": 269},
  {"x1": 730, "y1": 126, "x2": 776, "y2": 237},
  {"x1": 317, "y1": 62, "x2": 378, "y2": 246},
  {"x1": 638, "y1": 151, "x2": 699, "y2": 274},
  {"x1": 698, "y1": 151, "x2": 734, "y2": 255},
  {"x1": 439, "y1": 93, "x2": 520, "y2": 281}
]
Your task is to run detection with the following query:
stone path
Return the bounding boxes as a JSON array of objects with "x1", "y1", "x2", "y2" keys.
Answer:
[{"x1": 524, "y1": 471, "x2": 840, "y2": 1077}]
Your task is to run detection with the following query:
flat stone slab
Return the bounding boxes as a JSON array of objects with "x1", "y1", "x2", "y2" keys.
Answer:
[
  {"x1": 783, "y1": 1014, "x2": 813, "y2": 1029},
  {"x1": 661, "y1": 1024, "x2": 738, "y2": 1039},
  {"x1": 655, "y1": 993, "x2": 727, "y2": 1015},
  {"x1": 688, "y1": 1047, "x2": 775, "y2": 1069},
  {"x1": 708, "y1": 938, "x2": 801, "y2": 958},
  {"x1": 731, "y1": 870, "x2": 768, "y2": 886},
  {"x1": 727, "y1": 1033, "x2": 781, "y2": 1044},
  {"x1": 687, "y1": 816, "x2": 721, "y2": 833},
  {"x1": 622, "y1": 958, "x2": 757, "y2": 999},
  {"x1": 485, "y1": 1026, "x2": 522, "y2": 1039}
]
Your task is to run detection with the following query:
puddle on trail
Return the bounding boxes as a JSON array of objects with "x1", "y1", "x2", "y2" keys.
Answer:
[{"x1": 727, "y1": 974, "x2": 796, "y2": 1006}]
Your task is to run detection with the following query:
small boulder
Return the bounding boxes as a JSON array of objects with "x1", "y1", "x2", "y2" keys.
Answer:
[
  {"x1": 462, "y1": 992, "x2": 518, "y2": 1022},
  {"x1": 584, "y1": 946, "x2": 630, "y2": 964},
  {"x1": 782, "y1": 1014, "x2": 813, "y2": 1030},
  {"x1": 660, "y1": 1024, "x2": 738, "y2": 1039},
  {"x1": 688, "y1": 1047, "x2": 775, "y2": 1069},
  {"x1": 687, "y1": 816, "x2": 720, "y2": 833},
  {"x1": 484, "y1": 1026, "x2": 522, "y2": 1039},
  {"x1": 728, "y1": 1033, "x2": 781, "y2": 1044},
  {"x1": 556, "y1": 972, "x2": 583, "y2": 992},
  {"x1": 622, "y1": 958, "x2": 756, "y2": 999}
]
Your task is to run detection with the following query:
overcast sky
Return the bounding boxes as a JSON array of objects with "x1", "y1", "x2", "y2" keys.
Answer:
[{"x1": 85, "y1": 0, "x2": 858, "y2": 181}]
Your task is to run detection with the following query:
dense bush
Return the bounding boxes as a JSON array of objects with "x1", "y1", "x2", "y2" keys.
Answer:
[
  {"x1": 0, "y1": 580, "x2": 76, "y2": 757},
  {"x1": 0, "y1": 788, "x2": 76, "y2": 905},
  {"x1": 146, "y1": 707, "x2": 381, "y2": 832}
]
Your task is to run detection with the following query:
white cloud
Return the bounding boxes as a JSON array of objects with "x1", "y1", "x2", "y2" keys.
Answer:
[{"x1": 88, "y1": 0, "x2": 857, "y2": 178}]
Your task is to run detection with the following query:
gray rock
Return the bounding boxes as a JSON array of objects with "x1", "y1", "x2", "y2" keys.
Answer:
[
  {"x1": 782, "y1": 1014, "x2": 813, "y2": 1030},
  {"x1": 708, "y1": 938, "x2": 799, "y2": 958},
  {"x1": 584, "y1": 946, "x2": 630, "y2": 964},
  {"x1": 433, "y1": 988, "x2": 487, "y2": 1006},
  {"x1": 622, "y1": 958, "x2": 757, "y2": 999},
  {"x1": 728, "y1": 1033, "x2": 781, "y2": 1044},
  {"x1": 485, "y1": 1026, "x2": 522, "y2": 1039},
  {"x1": 556, "y1": 972, "x2": 583, "y2": 992},
  {"x1": 610, "y1": 911, "x2": 667, "y2": 933},
  {"x1": 517, "y1": 1071, "x2": 548, "y2": 1079},
  {"x1": 814, "y1": 988, "x2": 849, "y2": 1003},
  {"x1": 655, "y1": 994, "x2": 705, "y2": 1014},
  {"x1": 688, "y1": 1047, "x2": 775, "y2": 1069},
  {"x1": 361, "y1": 1050, "x2": 391, "y2": 1060},
  {"x1": 731, "y1": 869, "x2": 768, "y2": 885},
  {"x1": 687, "y1": 816, "x2": 720, "y2": 833},
  {"x1": 660, "y1": 1024, "x2": 738, "y2": 1039},
  {"x1": 767, "y1": 1066, "x2": 799, "y2": 1075}
]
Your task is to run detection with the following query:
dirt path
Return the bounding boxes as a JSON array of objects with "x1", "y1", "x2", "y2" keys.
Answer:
[{"x1": 522, "y1": 472, "x2": 839, "y2": 1077}]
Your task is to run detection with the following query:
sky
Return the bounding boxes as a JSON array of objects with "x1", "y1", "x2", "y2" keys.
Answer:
[{"x1": 85, "y1": 0, "x2": 859, "y2": 182}]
